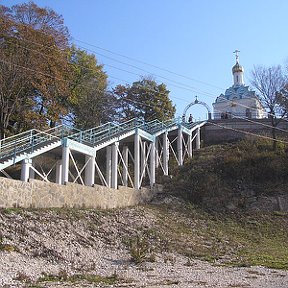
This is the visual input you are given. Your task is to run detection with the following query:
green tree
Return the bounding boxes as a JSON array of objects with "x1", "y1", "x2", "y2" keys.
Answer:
[
  {"x1": 68, "y1": 46, "x2": 116, "y2": 129},
  {"x1": 114, "y1": 77, "x2": 175, "y2": 122}
]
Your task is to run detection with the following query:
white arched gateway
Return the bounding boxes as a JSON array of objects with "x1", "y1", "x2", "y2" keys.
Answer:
[{"x1": 182, "y1": 97, "x2": 212, "y2": 122}]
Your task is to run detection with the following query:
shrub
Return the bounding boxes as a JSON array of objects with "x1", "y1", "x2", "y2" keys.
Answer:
[
  {"x1": 165, "y1": 139, "x2": 288, "y2": 208},
  {"x1": 129, "y1": 234, "x2": 149, "y2": 264}
]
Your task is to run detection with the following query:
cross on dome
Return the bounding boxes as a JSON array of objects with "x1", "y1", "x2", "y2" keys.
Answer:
[
  {"x1": 233, "y1": 50, "x2": 240, "y2": 63},
  {"x1": 232, "y1": 50, "x2": 244, "y2": 85}
]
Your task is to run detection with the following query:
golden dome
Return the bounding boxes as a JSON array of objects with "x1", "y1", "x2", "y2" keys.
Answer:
[{"x1": 232, "y1": 62, "x2": 244, "y2": 73}]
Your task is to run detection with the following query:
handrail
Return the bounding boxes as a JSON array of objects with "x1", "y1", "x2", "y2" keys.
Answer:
[
  {"x1": 0, "y1": 129, "x2": 60, "y2": 161},
  {"x1": 44, "y1": 125, "x2": 81, "y2": 138},
  {"x1": 0, "y1": 128, "x2": 35, "y2": 143},
  {"x1": 0, "y1": 118, "x2": 207, "y2": 166},
  {"x1": 67, "y1": 118, "x2": 145, "y2": 146}
]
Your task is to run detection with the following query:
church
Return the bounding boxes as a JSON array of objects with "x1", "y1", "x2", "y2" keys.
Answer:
[{"x1": 213, "y1": 51, "x2": 266, "y2": 119}]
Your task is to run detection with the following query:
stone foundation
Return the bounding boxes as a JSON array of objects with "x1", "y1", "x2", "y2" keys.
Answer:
[{"x1": 0, "y1": 177, "x2": 156, "y2": 209}]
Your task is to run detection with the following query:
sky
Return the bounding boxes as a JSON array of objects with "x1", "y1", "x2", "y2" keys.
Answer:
[{"x1": 2, "y1": 0, "x2": 288, "y2": 121}]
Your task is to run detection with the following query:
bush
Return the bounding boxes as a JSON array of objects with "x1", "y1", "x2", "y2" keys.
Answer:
[
  {"x1": 165, "y1": 139, "x2": 288, "y2": 207},
  {"x1": 129, "y1": 234, "x2": 149, "y2": 264}
]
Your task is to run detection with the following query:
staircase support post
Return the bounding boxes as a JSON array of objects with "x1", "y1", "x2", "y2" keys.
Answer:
[
  {"x1": 56, "y1": 160, "x2": 62, "y2": 184},
  {"x1": 122, "y1": 145, "x2": 129, "y2": 187},
  {"x1": 62, "y1": 146, "x2": 69, "y2": 184},
  {"x1": 141, "y1": 140, "x2": 146, "y2": 178},
  {"x1": 188, "y1": 134, "x2": 193, "y2": 158},
  {"x1": 85, "y1": 155, "x2": 95, "y2": 186},
  {"x1": 163, "y1": 131, "x2": 169, "y2": 176},
  {"x1": 111, "y1": 142, "x2": 119, "y2": 189},
  {"x1": 29, "y1": 159, "x2": 35, "y2": 179},
  {"x1": 177, "y1": 126, "x2": 183, "y2": 166},
  {"x1": 196, "y1": 127, "x2": 201, "y2": 150},
  {"x1": 150, "y1": 140, "x2": 156, "y2": 187},
  {"x1": 155, "y1": 137, "x2": 159, "y2": 168},
  {"x1": 134, "y1": 131, "x2": 140, "y2": 189},
  {"x1": 21, "y1": 158, "x2": 32, "y2": 182},
  {"x1": 106, "y1": 146, "x2": 112, "y2": 187}
]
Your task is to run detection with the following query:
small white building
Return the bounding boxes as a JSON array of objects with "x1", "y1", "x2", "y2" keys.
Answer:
[{"x1": 213, "y1": 52, "x2": 266, "y2": 119}]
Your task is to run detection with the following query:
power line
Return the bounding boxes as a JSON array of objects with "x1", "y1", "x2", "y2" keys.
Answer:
[
  {"x1": 5, "y1": 37, "x2": 216, "y2": 99},
  {"x1": 3, "y1": 36, "x2": 283, "y2": 121},
  {"x1": 76, "y1": 43, "x2": 202, "y2": 92},
  {"x1": 0, "y1": 38, "x2": 261, "y2": 101},
  {"x1": 3, "y1": 36, "x2": 288, "y2": 129},
  {"x1": 58, "y1": 39, "x2": 288, "y2": 124},
  {"x1": 1, "y1": 38, "x2": 198, "y2": 105},
  {"x1": 3, "y1": 56, "x2": 288, "y2": 139},
  {"x1": 73, "y1": 38, "x2": 225, "y2": 91}
]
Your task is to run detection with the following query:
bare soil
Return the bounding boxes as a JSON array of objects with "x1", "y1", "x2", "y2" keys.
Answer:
[{"x1": 1, "y1": 202, "x2": 288, "y2": 288}]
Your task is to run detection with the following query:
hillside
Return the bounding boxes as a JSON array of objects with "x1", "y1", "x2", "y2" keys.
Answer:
[
  {"x1": 1, "y1": 203, "x2": 288, "y2": 287},
  {"x1": 1, "y1": 139, "x2": 288, "y2": 287},
  {"x1": 165, "y1": 139, "x2": 288, "y2": 212}
]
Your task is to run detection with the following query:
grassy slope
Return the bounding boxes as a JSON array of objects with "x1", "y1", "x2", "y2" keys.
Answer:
[
  {"x1": 160, "y1": 138, "x2": 288, "y2": 268},
  {"x1": 147, "y1": 203, "x2": 288, "y2": 269}
]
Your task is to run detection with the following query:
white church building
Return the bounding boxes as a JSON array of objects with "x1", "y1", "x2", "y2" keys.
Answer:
[{"x1": 213, "y1": 51, "x2": 266, "y2": 119}]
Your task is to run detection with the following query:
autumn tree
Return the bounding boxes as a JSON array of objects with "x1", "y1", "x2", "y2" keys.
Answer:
[
  {"x1": 0, "y1": 6, "x2": 31, "y2": 138},
  {"x1": 250, "y1": 65, "x2": 287, "y2": 149},
  {"x1": 0, "y1": 1, "x2": 71, "y2": 137},
  {"x1": 113, "y1": 77, "x2": 175, "y2": 122},
  {"x1": 68, "y1": 46, "x2": 116, "y2": 129}
]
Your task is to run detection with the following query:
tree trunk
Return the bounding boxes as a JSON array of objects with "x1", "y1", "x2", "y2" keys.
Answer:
[{"x1": 0, "y1": 122, "x2": 5, "y2": 139}]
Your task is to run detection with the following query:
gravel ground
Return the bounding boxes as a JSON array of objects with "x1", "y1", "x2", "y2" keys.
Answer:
[
  {"x1": 1, "y1": 206, "x2": 288, "y2": 288},
  {"x1": 1, "y1": 250, "x2": 288, "y2": 287}
]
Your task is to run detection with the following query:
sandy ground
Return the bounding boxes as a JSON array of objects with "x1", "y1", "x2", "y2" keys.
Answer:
[{"x1": 1, "y1": 206, "x2": 288, "y2": 287}]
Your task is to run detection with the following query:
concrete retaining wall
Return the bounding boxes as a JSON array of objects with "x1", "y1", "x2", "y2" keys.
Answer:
[
  {"x1": 203, "y1": 119, "x2": 288, "y2": 145},
  {"x1": 0, "y1": 177, "x2": 156, "y2": 209}
]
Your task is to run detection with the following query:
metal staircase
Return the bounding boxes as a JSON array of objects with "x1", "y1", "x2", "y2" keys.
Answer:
[
  {"x1": 67, "y1": 118, "x2": 184, "y2": 148},
  {"x1": 0, "y1": 125, "x2": 78, "y2": 170},
  {"x1": 0, "y1": 118, "x2": 207, "y2": 172}
]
